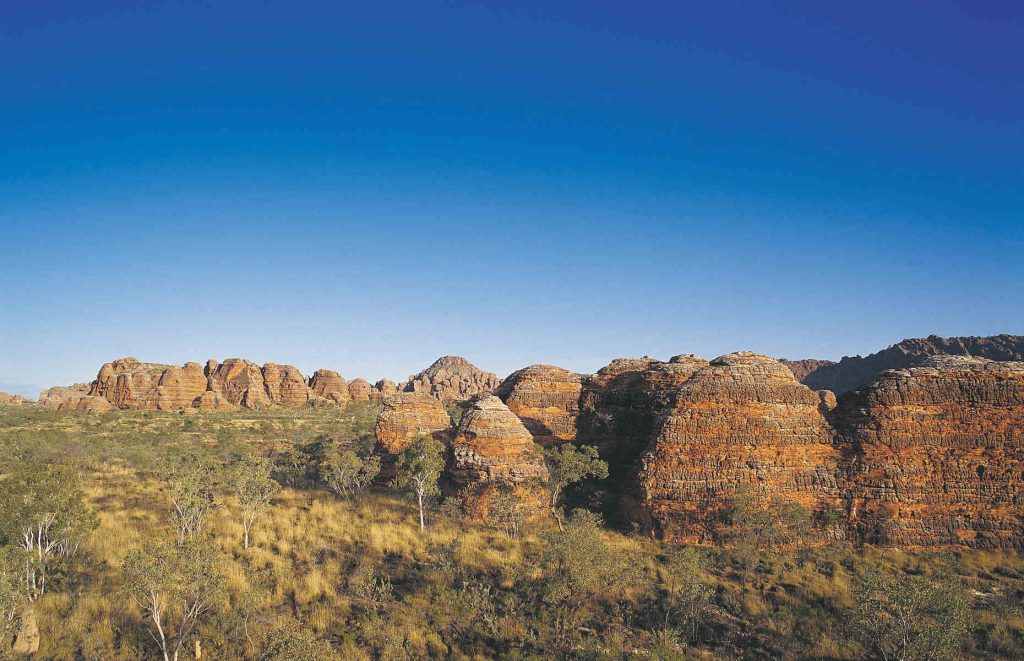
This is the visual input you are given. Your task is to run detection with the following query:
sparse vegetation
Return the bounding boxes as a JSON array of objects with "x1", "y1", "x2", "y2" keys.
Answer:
[{"x1": 0, "y1": 402, "x2": 1021, "y2": 659}]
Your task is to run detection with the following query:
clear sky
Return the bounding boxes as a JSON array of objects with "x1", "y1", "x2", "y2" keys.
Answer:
[{"x1": 2, "y1": 1, "x2": 1022, "y2": 397}]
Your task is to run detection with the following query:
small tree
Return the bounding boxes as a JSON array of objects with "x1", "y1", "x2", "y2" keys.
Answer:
[
  {"x1": 391, "y1": 434, "x2": 446, "y2": 531},
  {"x1": 260, "y1": 621, "x2": 336, "y2": 661},
  {"x1": 232, "y1": 457, "x2": 279, "y2": 549},
  {"x1": 662, "y1": 546, "x2": 714, "y2": 640},
  {"x1": 543, "y1": 444, "x2": 608, "y2": 530},
  {"x1": 122, "y1": 540, "x2": 225, "y2": 661},
  {"x1": 159, "y1": 453, "x2": 219, "y2": 545},
  {"x1": 539, "y1": 509, "x2": 643, "y2": 646},
  {"x1": 0, "y1": 547, "x2": 27, "y2": 653},
  {"x1": 849, "y1": 568, "x2": 971, "y2": 661},
  {"x1": 716, "y1": 488, "x2": 810, "y2": 577},
  {"x1": 487, "y1": 485, "x2": 525, "y2": 539},
  {"x1": 0, "y1": 463, "x2": 96, "y2": 599},
  {"x1": 322, "y1": 448, "x2": 381, "y2": 501}
]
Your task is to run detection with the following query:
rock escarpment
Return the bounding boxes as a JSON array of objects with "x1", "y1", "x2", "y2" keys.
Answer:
[
  {"x1": 834, "y1": 356, "x2": 1024, "y2": 548},
  {"x1": 798, "y1": 334, "x2": 1024, "y2": 394},
  {"x1": 309, "y1": 369, "x2": 350, "y2": 405},
  {"x1": 495, "y1": 364, "x2": 582, "y2": 446},
  {"x1": 779, "y1": 358, "x2": 836, "y2": 382},
  {"x1": 637, "y1": 353, "x2": 841, "y2": 542},
  {"x1": 451, "y1": 395, "x2": 548, "y2": 484},
  {"x1": 373, "y1": 392, "x2": 453, "y2": 456},
  {"x1": 401, "y1": 356, "x2": 500, "y2": 403}
]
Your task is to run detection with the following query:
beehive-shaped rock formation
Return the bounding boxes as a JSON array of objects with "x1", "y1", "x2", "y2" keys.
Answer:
[
  {"x1": 451, "y1": 395, "x2": 548, "y2": 484},
  {"x1": 495, "y1": 364, "x2": 582, "y2": 446},
  {"x1": 637, "y1": 352, "x2": 841, "y2": 542}
]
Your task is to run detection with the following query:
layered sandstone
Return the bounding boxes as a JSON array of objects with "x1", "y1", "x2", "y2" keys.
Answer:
[
  {"x1": 89, "y1": 358, "x2": 172, "y2": 409},
  {"x1": 262, "y1": 363, "x2": 310, "y2": 406},
  {"x1": 637, "y1": 352, "x2": 841, "y2": 542},
  {"x1": 401, "y1": 356, "x2": 500, "y2": 403},
  {"x1": 155, "y1": 362, "x2": 208, "y2": 410},
  {"x1": 798, "y1": 334, "x2": 1024, "y2": 394},
  {"x1": 309, "y1": 369, "x2": 350, "y2": 405},
  {"x1": 834, "y1": 356, "x2": 1024, "y2": 548},
  {"x1": 208, "y1": 358, "x2": 269, "y2": 408},
  {"x1": 451, "y1": 395, "x2": 548, "y2": 484},
  {"x1": 495, "y1": 364, "x2": 582, "y2": 446},
  {"x1": 373, "y1": 392, "x2": 453, "y2": 456}
]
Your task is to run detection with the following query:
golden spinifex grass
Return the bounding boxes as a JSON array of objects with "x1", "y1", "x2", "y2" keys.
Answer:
[{"x1": 1, "y1": 403, "x2": 1023, "y2": 659}]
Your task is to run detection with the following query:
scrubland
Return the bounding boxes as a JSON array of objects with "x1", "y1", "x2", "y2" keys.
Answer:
[{"x1": 1, "y1": 403, "x2": 1022, "y2": 660}]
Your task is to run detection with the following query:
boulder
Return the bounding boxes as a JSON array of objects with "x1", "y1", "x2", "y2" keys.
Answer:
[
  {"x1": 495, "y1": 364, "x2": 582, "y2": 446},
  {"x1": 451, "y1": 395, "x2": 548, "y2": 484}
]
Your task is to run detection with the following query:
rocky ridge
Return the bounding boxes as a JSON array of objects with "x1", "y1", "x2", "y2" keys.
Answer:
[{"x1": 400, "y1": 355, "x2": 500, "y2": 403}]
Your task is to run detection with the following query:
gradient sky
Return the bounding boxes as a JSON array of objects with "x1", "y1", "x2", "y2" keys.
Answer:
[{"x1": 2, "y1": 1, "x2": 1023, "y2": 397}]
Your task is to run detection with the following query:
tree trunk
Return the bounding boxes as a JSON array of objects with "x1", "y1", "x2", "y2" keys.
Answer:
[{"x1": 417, "y1": 489, "x2": 425, "y2": 530}]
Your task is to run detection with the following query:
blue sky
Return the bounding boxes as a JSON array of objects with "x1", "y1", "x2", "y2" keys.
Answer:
[{"x1": 2, "y1": 1, "x2": 1022, "y2": 396}]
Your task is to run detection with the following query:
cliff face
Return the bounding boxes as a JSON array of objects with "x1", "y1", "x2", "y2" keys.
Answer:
[
  {"x1": 401, "y1": 356, "x2": 501, "y2": 403},
  {"x1": 798, "y1": 334, "x2": 1024, "y2": 394},
  {"x1": 834, "y1": 356, "x2": 1024, "y2": 548},
  {"x1": 636, "y1": 353, "x2": 841, "y2": 542},
  {"x1": 779, "y1": 358, "x2": 836, "y2": 382},
  {"x1": 495, "y1": 364, "x2": 582, "y2": 446}
]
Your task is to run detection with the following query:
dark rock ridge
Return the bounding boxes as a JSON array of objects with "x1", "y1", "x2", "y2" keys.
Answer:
[
  {"x1": 778, "y1": 358, "x2": 836, "y2": 382},
  {"x1": 794, "y1": 334, "x2": 1024, "y2": 395}
]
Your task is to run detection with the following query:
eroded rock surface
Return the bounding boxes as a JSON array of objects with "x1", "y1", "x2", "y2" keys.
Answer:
[
  {"x1": 495, "y1": 364, "x2": 582, "y2": 446},
  {"x1": 637, "y1": 352, "x2": 841, "y2": 542},
  {"x1": 834, "y1": 356, "x2": 1024, "y2": 548},
  {"x1": 401, "y1": 356, "x2": 500, "y2": 403},
  {"x1": 451, "y1": 395, "x2": 548, "y2": 484},
  {"x1": 373, "y1": 392, "x2": 453, "y2": 456}
]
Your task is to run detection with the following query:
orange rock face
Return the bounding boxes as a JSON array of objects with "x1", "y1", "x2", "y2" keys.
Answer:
[
  {"x1": 89, "y1": 357, "x2": 172, "y2": 409},
  {"x1": 373, "y1": 392, "x2": 453, "y2": 456},
  {"x1": 209, "y1": 358, "x2": 269, "y2": 408},
  {"x1": 348, "y1": 378, "x2": 373, "y2": 402},
  {"x1": 495, "y1": 364, "x2": 582, "y2": 446},
  {"x1": 401, "y1": 356, "x2": 500, "y2": 403},
  {"x1": 309, "y1": 369, "x2": 350, "y2": 404},
  {"x1": 261, "y1": 363, "x2": 309, "y2": 406},
  {"x1": 451, "y1": 395, "x2": 548, "y2": 484},
  {"x1": 0, "y1": 392, "x2": 26, "y2": 405},
  {"x1": 155, "y1": 362, "x2": 208, "y2": 410},
  {"x1": 834, "y1": 356, "x2": 1024, "y2": 548},
  {"x1": 637, "y1": 352, "x2": 841, "y2": 542}
]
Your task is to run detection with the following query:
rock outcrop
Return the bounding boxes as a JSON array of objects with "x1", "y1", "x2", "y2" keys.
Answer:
[
  {"x1": 309, "y1": 369, "x2": 349, "y2": 404},
  {"x1": 348, "y1": 378, "x2": 374, "y2": 402},
  {"x1": 797, "y1": 334, "x2": 1024, "y2": 394},
  {"x1": 89, "y1": 357, "x2": 172, "y2": 409},
  {"x1": 451, "y1": 395, "x2": 548, "y2": 484},
  {"x1": 209, "y1": 358, "x2": 269, "y2": 408},
  {"x1": 373, "y1": 392, "x2": 453, "y2": 456},
  {"x1": 834, "y1": 356, "x2": 1024, "y2": 548},
  {"x1": 38, "y1": 383, "x2": 112, "y2": 413},
  {"x1": 155, "y1": 362, "x2": 208, "y2": 410},
  {"x1": 495, "y1": 364, "x2": 582, "y2": 446},
  {"x1": 401, "y1": 356, "x2": 500, "y2": 403},
  {"x1": 262, "y1": 363, "x2": 310, "y2": 406},
  {"x1": 637, "y1": 353, "x2": 841, "y2": 542},
  {"x1": 0, "y1": 392, "x2": 26, "y2": 405}
]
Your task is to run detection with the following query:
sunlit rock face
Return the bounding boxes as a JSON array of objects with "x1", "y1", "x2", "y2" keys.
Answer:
[
  {"x1": 450, "y1": 395, "x2": 548, "y2": 485},
  {"x1": 636, "y1": 352, "x2": 841, "y2": 543},
  {"x1": 496, "y1": 364, "x2": 582, "y2": 446},
  {"x1": 834, "y1": 356, "x2": 1024, "y2": 548}
]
